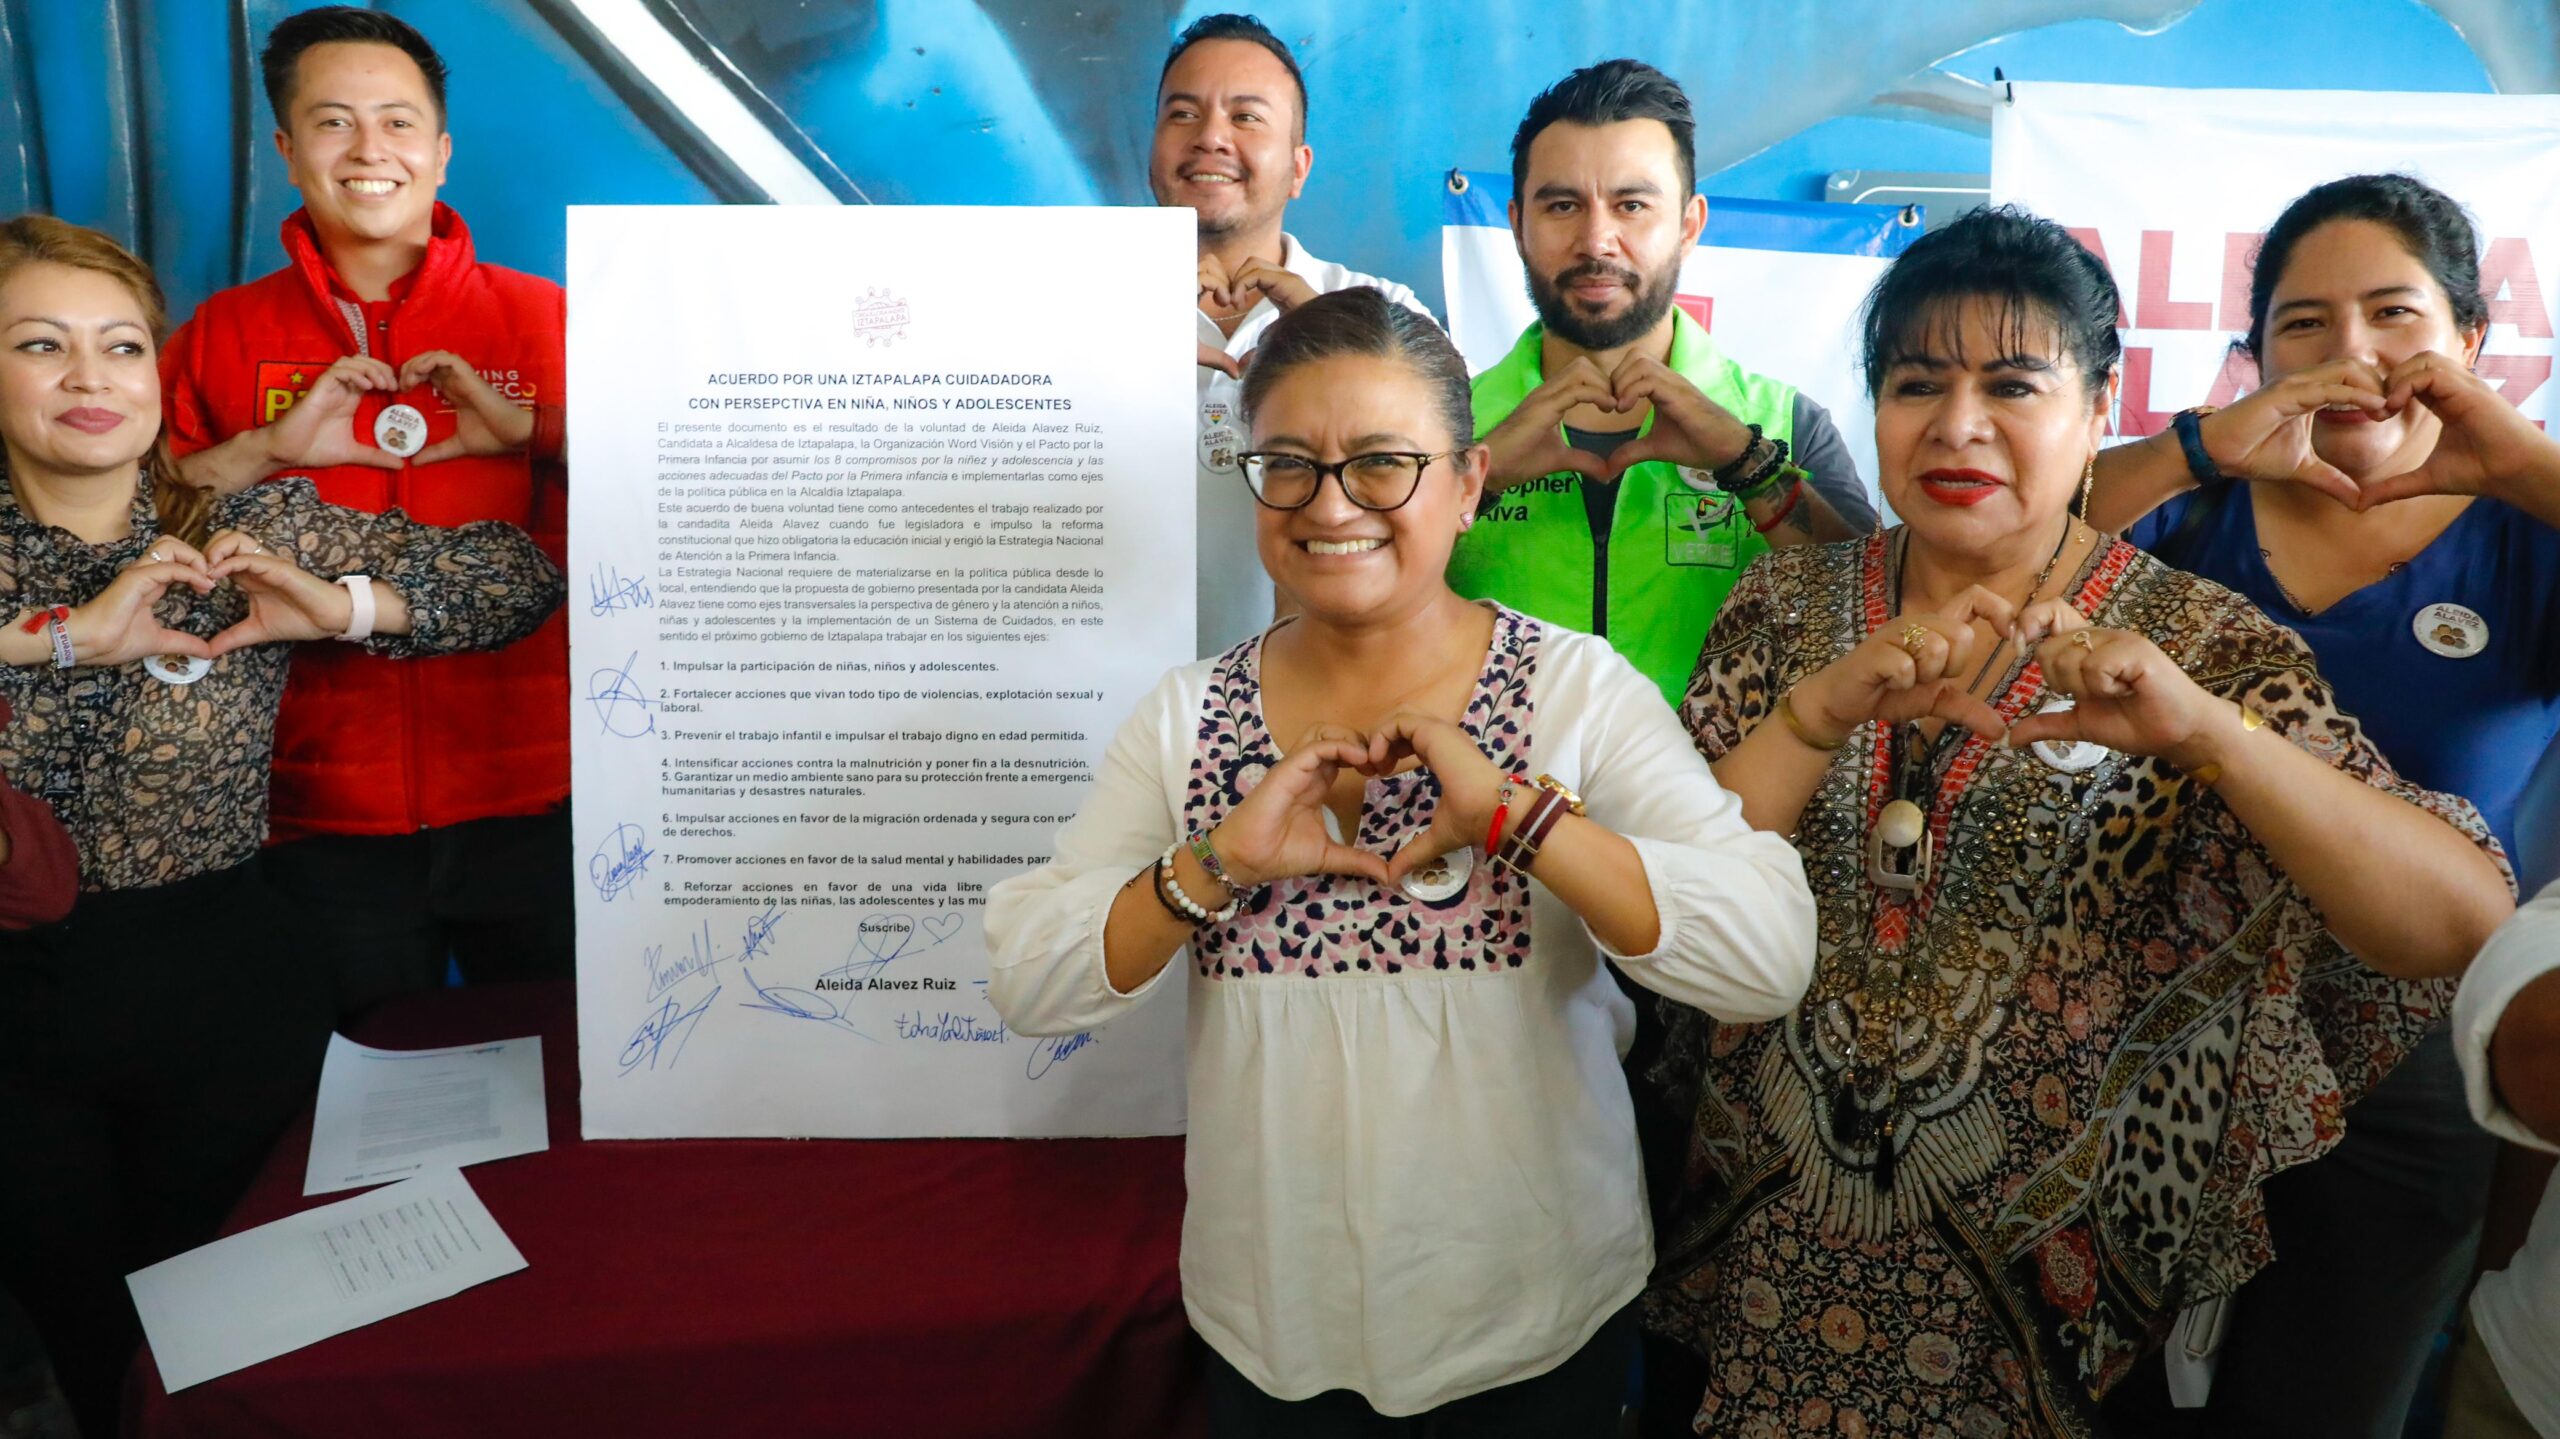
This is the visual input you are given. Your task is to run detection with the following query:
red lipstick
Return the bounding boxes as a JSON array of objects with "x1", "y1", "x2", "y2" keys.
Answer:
[{"x1": 1914, "y1": 468, "x2": 2005, "y2": 508}]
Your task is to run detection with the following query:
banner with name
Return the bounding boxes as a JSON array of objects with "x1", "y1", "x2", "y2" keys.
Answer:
[
  {"x1": 1992, "y1": 83, "x2": 2560, "y2": 437},
  {"x1": 1441, "y1": 173, "x2": 1919, "y2": 499}
]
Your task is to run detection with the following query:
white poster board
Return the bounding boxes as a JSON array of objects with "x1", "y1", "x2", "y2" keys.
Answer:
[
  {"x1": 1992, "y1": 83, "x2": 2560, "y2": 437},
  {"x1": 1440, "y1": 173, "x2": 1918, "y2": 503},
  {"x1": 568, "y1": 205, "x2": 1194, "y2": 1139}
]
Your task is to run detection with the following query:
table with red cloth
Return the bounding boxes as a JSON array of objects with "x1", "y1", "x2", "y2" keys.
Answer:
[{"x1": 126, "y1": 981, "x2": 1204, "y2": 1438}]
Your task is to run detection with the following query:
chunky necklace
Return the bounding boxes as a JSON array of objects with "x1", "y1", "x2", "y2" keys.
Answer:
[{"x1": 1838, "y1": 516, "x2": 2083, "y2": 1191}]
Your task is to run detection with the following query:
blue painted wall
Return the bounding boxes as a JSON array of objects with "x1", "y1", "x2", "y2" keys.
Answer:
[{"x1": 0, "y1": 0, "x2": 2541, "y2": 321}]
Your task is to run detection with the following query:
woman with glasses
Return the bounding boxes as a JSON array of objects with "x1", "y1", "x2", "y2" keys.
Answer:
[{"x1": 987, "y1": 287, "x2": 1817, "y2": 1434}]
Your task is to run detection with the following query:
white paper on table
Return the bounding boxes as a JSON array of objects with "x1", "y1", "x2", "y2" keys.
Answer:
[
  {"x1": 302, "y1": 1033, "x2": 550, "y2": 1196},
  {"x1": 129, "y1": 1168, "x2": 528, "y2": 1391}
]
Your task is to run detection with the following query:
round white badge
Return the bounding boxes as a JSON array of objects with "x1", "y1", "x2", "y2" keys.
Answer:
[
  {"x1": 2027, "y1": 697, "x2": 2108, "y2": 773},
  {"x1": 1198, "y1": 422, "x2": 1241, "y2": 476},
  {"x1": 2411, "y1": 602, "x2": 2488, "y2": 659},
  {"x1": 1399, "y1": 845, "x2": 1473, "y2": 904},
  {"x1": 373, "y1": 402, "x2": 427, "y2": 458},
  {"x1": 144, "y1": 654, "x2": 211, "y2": 686}
]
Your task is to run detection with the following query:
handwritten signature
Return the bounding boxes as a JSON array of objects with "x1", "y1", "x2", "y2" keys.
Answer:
[
  {"x1": 588, "y1": 822, "x2": 653, "y2": 902},
  {"x1": 896, "y1": 1010, "x2": 1011, "y2": 1044},
  {"x1": 1026, "y1": 1030, "x2": 1099, "y2": 1080},
  {"x1": 587, "y1": 563, "x2": 655, "y2": 618},
  {"x1": 741, "y1": 906, "x2": 785, "y2": 961},
  {"x1": 586, "y1": 651, "x2": 655, "y2": 737},
  {"x1": 619, "y1": 984, "x2": 721, "y2": 1075},
  {"x1": 736, "y1": 964, "x2": 876, "y2": 1042}
]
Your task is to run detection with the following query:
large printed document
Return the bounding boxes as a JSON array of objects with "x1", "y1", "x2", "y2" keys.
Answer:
[{"x1": 568, "y1": 206, "x2": 1195, "y2": 1139}]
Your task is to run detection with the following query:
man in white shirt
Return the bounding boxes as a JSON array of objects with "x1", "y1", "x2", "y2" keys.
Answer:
[
  {"x1": 1151, "y1": 13, "x2": 1430, "y2": 656},
  {"x1": 2450, "y1": 879, "x2": 2560, "y2": 1438}
]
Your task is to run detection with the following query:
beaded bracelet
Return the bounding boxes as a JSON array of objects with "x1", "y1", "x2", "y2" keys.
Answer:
[
  {"x1": 1724, "y1": 436, "x2": 1794, "y2": 499},
  {"x1": 1709, "y1": 424, "x2": 1768, "y2": 490},
  {"x1": 1156, "y1": 841, "x2": 1242, "y2": 924}
]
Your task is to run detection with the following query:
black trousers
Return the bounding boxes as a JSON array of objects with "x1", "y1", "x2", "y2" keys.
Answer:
[
  {"x1": 1204, "y1": 1301, "x2": 1639, "y2": 1439},
  {"x1": 0, "y1": 863, "x2": 334, "y2": 1438},
  {"x1": 261, "y1": 806, "x2": 575, "y2": 1021}
]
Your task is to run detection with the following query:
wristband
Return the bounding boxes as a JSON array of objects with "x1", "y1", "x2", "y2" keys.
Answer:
[
  {"x1": 1157, "y1": 841, "x2": 1241, "y2": 924},
  {"x1": 44, "y1": 609, "x2": 73, "y2": 670},
  {"x1": 1490, "y1": 790, "x2": 1560, "y2": 877},
  {"x1": 337, "y1": 574, "x2": 376, "y2": 642},
  {"x1": 2173, "y1": 407, "x2": 2222, "y2": 489},
  {"x1": 1187, "y1": 831, "x2": 1239, "y2": 896}
]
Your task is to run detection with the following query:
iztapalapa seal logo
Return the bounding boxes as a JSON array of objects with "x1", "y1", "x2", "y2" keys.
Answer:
[{"x1": 855, "y1": 287, "x2": 910, "y2": 348}]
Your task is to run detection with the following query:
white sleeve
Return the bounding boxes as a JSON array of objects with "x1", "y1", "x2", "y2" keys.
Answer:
[
  {"x1": 984, "y1": 669, "x2": 1191, "y2": 1037},
  {"x1": 2455, "y1": 878, "x2": 2560, "y2": 1153},
  {"x1": 1559, "y1": 639, "x2": 1818, "y2": 1022}
]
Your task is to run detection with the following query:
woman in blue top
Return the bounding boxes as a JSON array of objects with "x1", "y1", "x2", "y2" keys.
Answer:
[{"x1": 2090, "y1": 172, "x2": 2557, "y2": 1438}]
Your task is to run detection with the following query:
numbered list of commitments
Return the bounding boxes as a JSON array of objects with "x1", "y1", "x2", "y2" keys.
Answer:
[{"x1": 595, "y1": 370, "x2": 1120, "y2": 922}]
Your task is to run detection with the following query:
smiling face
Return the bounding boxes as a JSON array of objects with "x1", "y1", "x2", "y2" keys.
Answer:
[
  {"x1": 1149, "y1": 39, "x2": 1310, "y2": 245},
  {"x1": 0, "y1": 260, "x2": 161, "y2": 484},
  {"x1": 1512, "y1": 118, "x2": 1704, "y2": 352},
  {"x1": 275, "y1": 41, "x2": 450, "y2": 251},
  {"x1": 2258, "y1": 218, "x2": 2483, "y2": 482},
  {"x1": 1249, "y1": 351, "x2": 1484, "y2": 625},
  {"x1": 1873, "y1": 295, "x2": 2107, "y2": 560}
]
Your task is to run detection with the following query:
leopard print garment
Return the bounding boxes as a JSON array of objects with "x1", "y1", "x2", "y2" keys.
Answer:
[
  {"x1": 0, "y1": 474, "x2": 562, "y2": 892},
  {"x1": 1643, "y1": 532, "x2": 2503, "y2": 1439}
]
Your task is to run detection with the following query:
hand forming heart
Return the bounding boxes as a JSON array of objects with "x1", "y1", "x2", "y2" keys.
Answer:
[
  {"x1": 1481, "y1": 350, "x2": 1756, "y2": 489},
  {"x1": 59, "y1": 532, "x2": 369, "y2": 671},
  {"x1": 1206, "y1": 714, "x2": 1512, "y2": 892}
]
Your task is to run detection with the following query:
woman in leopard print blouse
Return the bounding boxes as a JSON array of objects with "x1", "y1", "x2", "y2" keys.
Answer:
[
  {"x1": 0, "y1": 216, "x2": 561, "y2": 1435},
  {"x1": 1639, "y1": 207, "x2": 2513, "y2": 1438}
]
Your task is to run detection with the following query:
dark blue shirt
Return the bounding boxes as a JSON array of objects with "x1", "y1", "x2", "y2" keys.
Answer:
[{"x1": 2127, "y1": 487, "x2": 2560, "y2": 881}]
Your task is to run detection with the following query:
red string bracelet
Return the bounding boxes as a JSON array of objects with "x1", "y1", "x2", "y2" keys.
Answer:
[
  {"x1": 1750, "y1": 474, "x2": 1805, "y2": 535},
  {"x1": 18, "y1": 604, "x2": 65, "y2": 635}
]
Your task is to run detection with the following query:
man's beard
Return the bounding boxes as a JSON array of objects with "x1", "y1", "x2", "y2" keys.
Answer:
[{"x1": 1526, "y1": 257, "x2": 1681, "y2": 351}]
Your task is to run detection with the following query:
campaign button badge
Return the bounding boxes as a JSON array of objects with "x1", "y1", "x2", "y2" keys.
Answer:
[
  {"x1": 144, "y1": 654, "x2": 211, "y2": 686},
  {"x1": 1398, "y1": 845, "x2": 1472, "y2": 904},
  {"x1": 373, "y1": 402, "x2": 427, "y2": 458},
  {"x1": 2027, "y1": 697, "x2": 2107, "y2": 773},
  {"x1": 1199, "y1": 422, "x2": 1241, "y2": 475},
  {"x1": 2412, "y1": 602, "x2": 2487, "y2": 659}
]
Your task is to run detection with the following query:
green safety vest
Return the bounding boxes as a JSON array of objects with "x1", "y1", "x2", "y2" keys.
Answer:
[{"x1": 1447, "y1": 311, "x2": 1799, "y2": 707}]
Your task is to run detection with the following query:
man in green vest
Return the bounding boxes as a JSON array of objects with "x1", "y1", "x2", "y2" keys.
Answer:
[{"x1": 1449, "y1": 60, "x2": 1877, "y2": 705}]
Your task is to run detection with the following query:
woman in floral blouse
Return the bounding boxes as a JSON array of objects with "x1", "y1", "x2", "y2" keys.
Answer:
[
  {"x1": 0, "y1": 215, "x2": 561, "y2": 1434},
  {"x1": 1642, "y1": 207, "x2": 2513, "y2": 1437}
]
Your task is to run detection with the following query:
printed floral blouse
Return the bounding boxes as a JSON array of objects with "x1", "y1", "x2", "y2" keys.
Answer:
[
  {"x1": 0, "y1": 475, "x2": 563, "y2": 892},
  {"x1": 1646, "y1": 532, "x2": 2506, "y2": 1438}
]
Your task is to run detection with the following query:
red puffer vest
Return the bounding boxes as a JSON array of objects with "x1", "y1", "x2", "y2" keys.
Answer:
[{"x1": 163, "y1": 204, "x2": 568, "y2": 841}]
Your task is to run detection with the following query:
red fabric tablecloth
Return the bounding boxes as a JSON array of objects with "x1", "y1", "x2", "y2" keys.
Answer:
[{"x1": 126, "y1": 981, "x2": 1203, "y2": 1438}]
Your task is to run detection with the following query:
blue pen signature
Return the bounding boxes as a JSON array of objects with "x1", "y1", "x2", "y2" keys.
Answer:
[
  {"x1": 586, "y1": 651, "x2": 656, "y2": 737},
  {"x1": 736, "y1": 963, "x2": 877, "y2": 1042},
  {"x1": 897, "y1": 1010, "x2": 1011, "y2": 1043},
  {"x1": 741, "y1": 906, "x2": 785, "y2": 961},
  {"x1": 588, "y1": 823, "x2": 653, "y2": 903},
  {"x1": 645, "y1": 918, "x2": 734, "y2": 1000},
  {"x1": 816, "y1": 911, "x2": 963, "y2": 989},
  {"x1": 619, "y1": 984, "x2": 721, "y2": 1075},
  {"x1": 1026, "y1": 1030, "x2": 1099, "y2": 1080},
  {"x1": 588, "y1": 563, "x2": 655, "y2": 617}
]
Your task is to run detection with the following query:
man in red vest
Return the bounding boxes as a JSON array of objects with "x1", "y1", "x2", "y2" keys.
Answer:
[{"x1": 163, "y1": 6, "x2": 569, "y2": 1015}]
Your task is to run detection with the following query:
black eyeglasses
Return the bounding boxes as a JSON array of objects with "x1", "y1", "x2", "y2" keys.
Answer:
[{"x1": 1237, "y1": 451, "x2": 1449, "y2": 512}]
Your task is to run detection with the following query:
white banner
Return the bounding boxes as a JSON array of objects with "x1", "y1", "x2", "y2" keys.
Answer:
[
  {"x1": 1992, "y1": 83, "x2": 2560, "y2": 438},
  {"x1": 568, "y1": 205, "x2": 1194, "y2": 1139},
  {"x1": 1440, "y1": 173, "x2": 1917, "y2": 500}
]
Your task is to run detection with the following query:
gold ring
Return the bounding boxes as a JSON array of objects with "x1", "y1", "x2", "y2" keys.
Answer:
[
  {"x1": 2070, "y1": 629, "x2": 2096, "y2": 651},
  {"x1": 1898, "y1": 623, "x2": 1930, "y2": 657}
]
